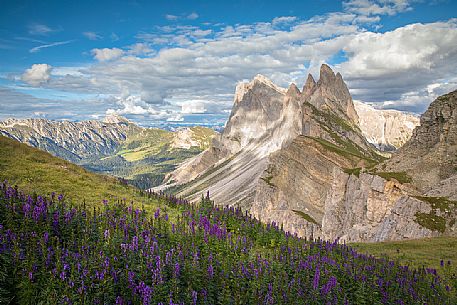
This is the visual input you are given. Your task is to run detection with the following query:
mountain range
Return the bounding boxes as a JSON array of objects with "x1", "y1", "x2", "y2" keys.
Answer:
[{"x1": 0, "y1": 116, "x2": 216, "y2": 189}]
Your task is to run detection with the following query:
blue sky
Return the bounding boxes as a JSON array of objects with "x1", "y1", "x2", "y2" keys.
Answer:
[{"x1": 0, "y1": 0, "x2": 456, "y2": 125}]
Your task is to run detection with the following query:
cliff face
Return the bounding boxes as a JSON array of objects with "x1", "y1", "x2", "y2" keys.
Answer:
[
  {"x1": 354, "y1": 101, "x2": 420, "y2": 151},
  {"x1": 162, "y1": 65, "x2": 457, "y2": 242},
  {"x1": 385, "y1": 90, "x2": 457, "y2": 198},
  {"x1": 165, "y1": 64, "x2": 381, "y2": 225}
]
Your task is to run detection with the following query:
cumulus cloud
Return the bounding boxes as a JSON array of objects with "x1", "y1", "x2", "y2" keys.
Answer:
[
  {"x1": 16, "y1": 12, "x2": 457, "y2": 119},
  {"x1": 127, "y1": 43, "x2": 153, "y2": 56},
  {"x1": 181, "y1": 100, "x2": 207, "y2": 114},
  {"x1": 343, "y1": 0, "x2": 412, "y2": 16},
  {"x1": 272, "y1": 16, "x2": 297, "y2": 26},
  {"x1": 91, "y1": 48, "x2": 124, "y2": 61},
  {"x1": 21, "y1": 64, "x2": 53, "y2": 86},
  {"x1": 337, "y1": 20, "x2": 457, "y2": 105},
  {"x1": 106, "y1": 95, "x2": 177, "y2": 120},
  {"x1": 83, "y1": 31, "x2": 102, "y2": 40}
]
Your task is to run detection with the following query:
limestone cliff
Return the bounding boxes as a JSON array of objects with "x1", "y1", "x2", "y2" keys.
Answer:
[
  {"x1": 161, "y1": 66, "x2": 457, "y2": 242},
  {"x1": 164, "y1": 64, "x2": 382, "y2": 226},
  {"x1": 354, "y1": 101, "x2": 419, "y2": 151}
]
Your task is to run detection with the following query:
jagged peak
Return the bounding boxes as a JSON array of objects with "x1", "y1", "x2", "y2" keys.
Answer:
[
  {"x1": 234, "y1": 74, "x2": 286, "y2": 103},
  {"x1": 303, "y1": 73, "x2": 316, "y2": 96},
  {"x1": 287, "y1": 83, "x2": 301, "y2": 96},
  {"x1": 252, "y1": 74, "x2": 286, "y2": 92},
  {"x1": 318, "y1": 64, "x2": 337, "y2": 85}
]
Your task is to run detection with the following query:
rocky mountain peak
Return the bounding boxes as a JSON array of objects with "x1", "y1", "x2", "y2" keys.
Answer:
[
  {"x1": 305, "y1": 64, "x2": 359, "y2": 125},
  {"x1": 234, "y1": 74, "x2": 285, "y2": 104},
  {"x1": 409, "y1": 90, "x2": 457, "y2": 150},
  {"x1": 286, "y1": 83, "x2": 301, "y2": 96},
  {"x1": 103, "y1": 113, "x2": 131, "y2": 125},
  {"x1": 318, "y1": 64, "x2": 336, "y2": 86},
  {"x1": 302, "y1": 74, "x2": 316, "y2": 97}
]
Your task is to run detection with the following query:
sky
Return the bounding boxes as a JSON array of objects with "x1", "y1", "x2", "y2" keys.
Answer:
[{"x1": 0, "y1": 0, "x2": 456, "y2": 126}]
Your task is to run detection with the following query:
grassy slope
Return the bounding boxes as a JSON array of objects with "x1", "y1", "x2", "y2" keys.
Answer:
[
  {"x1": 351, "y1": 237, "x2": 457, "y2": 271},
  {"x1": 0, "y1": 135, "x2": 163, "y2": 210},
  {"x1": 1, "y1": 135, "x2": 456, "y2": 285}
]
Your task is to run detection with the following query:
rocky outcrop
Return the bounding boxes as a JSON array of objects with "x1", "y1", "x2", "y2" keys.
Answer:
[
  {"x1": 354, "y1": 101, "x2": 419, "y2": 151},
  {"x1": 384, "y1": 90, "x2": 457, "y2": 193},
  {"x1": 321, "y1": 171, "x2": 446, "y2": 242}
]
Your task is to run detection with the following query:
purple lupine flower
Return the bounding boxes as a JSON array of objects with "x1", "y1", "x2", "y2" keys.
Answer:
[
  {"x1": 320, "y1": 276, "x2": 337, "y2": 295},
  {"x1": 154, "y1": 208, "x2": 160, "y2": 219},
  {"x1": 104, "y1": 229, "x2": 110, "y2": 240},
  {"x1": 115, "y1": 296, "x2": 124, "y2": 305},
  {"x1": 192, "y1": 290, "x2": 198, "y2": 305},
  {"x1": 313, "y1": 264, "x2": 320, "y2": 290},
  {"x1": 207, "y1": 264, "x2": 214, "y2": 278},
  {"x1": 173, "y1": 262, "x2": 180, "y2": 277}
]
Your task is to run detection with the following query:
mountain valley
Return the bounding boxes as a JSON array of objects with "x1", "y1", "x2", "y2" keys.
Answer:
[{"x1": 0, "y1": 116, "x2": 217, "y2": 189}]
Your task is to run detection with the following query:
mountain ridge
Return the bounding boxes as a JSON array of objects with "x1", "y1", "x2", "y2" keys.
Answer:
[
  {"x1": 0, "y1": 115, "x2": 217, "y2": 189},
  {"x1": 161, "y1": 64, "x2": 457, "y2": 242}
]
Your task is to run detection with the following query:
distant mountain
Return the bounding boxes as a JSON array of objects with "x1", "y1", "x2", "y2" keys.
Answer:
[
  {"x1": 0, "y1": 115, "x2": 217, "y2": 189},
  {"x1": 160, "y1": 65, "x2": 457, "y2": 243},
  {"x1": 0, "y1": 114, "x2": 137, "y2": 162},
  {"x1": 354, "y1": 101, "x2": 419, "y2": 151}
]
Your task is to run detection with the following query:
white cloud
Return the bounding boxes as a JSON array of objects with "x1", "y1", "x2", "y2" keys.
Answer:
[
  {"x1": 165, "y1": 14, "x2": 179, "y2": 21},
  {"x1": 19, "y1": 12, "x2": 457, "y2": 117},
  {"x1": 21, "y1": 64, "x2": 53, "y2": 86},
  {"x1": 83, "y1": 31, "x2": 102, "y2": 40},
  {"x1": 343, "y1": 0, "x2": 412, "y2": 16},
  {"x1": 187, "y1": 12, "x2": 199, "y2": 20},
  {"x1": 336, "y1": 20, "x2": 457, "y2": 107},
  {"x1": 272, "y1": 16, "x2": 297, "y2": 26},
  {"x1": 181, "y1": 100, "x2": 207, "y2": 114},
  {"x1": 127, "y1": 43, "x2": 153, "y2": 55},
  {"x1": 30, "y1": 40, "x2": 73, "y2": 53},
  {"x1": 91, "y1": 48, "x2": 124, "y2": 61},
  {"x1": 106, "y1": 95, "x2": 180, "y2": 120},
  {"x1": 167, "y1": 114, "x2": 184, "y2": 122},
  {"x1": 28, "y1": 23, "x2": 58, "y2": 36}
]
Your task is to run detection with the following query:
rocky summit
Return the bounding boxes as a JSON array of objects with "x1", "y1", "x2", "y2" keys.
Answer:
[{"x1": 162, "y1": 65, "x2": 457, "y2": 242}]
